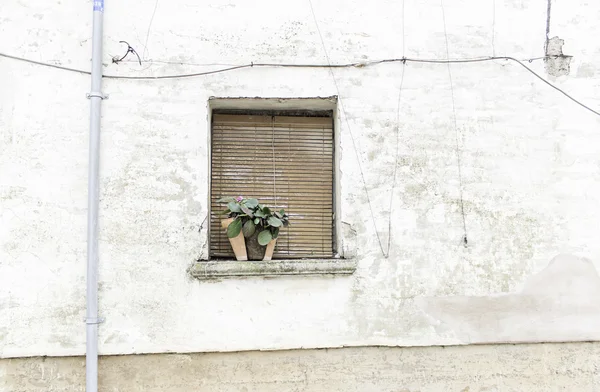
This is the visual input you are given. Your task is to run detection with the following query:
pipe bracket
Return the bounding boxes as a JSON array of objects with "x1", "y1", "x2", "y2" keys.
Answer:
[
  {"x1": 84, "y1": 317, "x2": 105, "y2": 325},
  {"x1": 86, "y1": 92, "x2": 108, "y2": 100}
]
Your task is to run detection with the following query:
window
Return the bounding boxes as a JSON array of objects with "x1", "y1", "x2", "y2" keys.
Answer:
[{"x1": 209, "y1": 112, "x2": 335, "y2": 259}]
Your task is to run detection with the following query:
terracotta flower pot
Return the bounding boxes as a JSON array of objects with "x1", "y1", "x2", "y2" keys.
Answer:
[
  {"x1": 245, "y1": 230, "x2": 266, "y2": 261},
  {"x1": 221, "y1": 218, "x2": 247, "y2": 261},
  {"x1": 262, "y1": 239, "x2": 277, "y2": 261},
  {"x1": 245, "y1": 231, "x2": 278, "y2": 261}
]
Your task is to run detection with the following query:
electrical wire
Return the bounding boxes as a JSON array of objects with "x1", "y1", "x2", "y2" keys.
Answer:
[
  {"x1": 142, "y1": 0, "x2": 160, "y2": 60},
  {"x1": 441, "y1": 0, "x2": 469, "y2": 246},
  {"x1": 0, "y1": 52, "x2": 598, "y2": 117},
  {"x1": 492, "y1": 0, "x2": 496, "y2": 56},
  {"x1": 386, "y1": 0, "x2": 407, "y2": 258},
  {"x1": 0, "y1": 51, "x2": 91, "y2": 75},
  {"x1": 104, "y1": 64, "x2": 252, "y2": 79},
  {"x1": 497, "y1": 56, "x2": 599, "y2": 117}
]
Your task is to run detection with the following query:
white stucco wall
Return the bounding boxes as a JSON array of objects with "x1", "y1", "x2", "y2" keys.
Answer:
[{"x1": 1, "y1": 0, "x2": 600, "y2": 358}]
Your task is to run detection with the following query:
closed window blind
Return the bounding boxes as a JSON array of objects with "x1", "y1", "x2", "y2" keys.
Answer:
[{"x1": 210, "y1": 113, "x2": 334, "y2": 259}]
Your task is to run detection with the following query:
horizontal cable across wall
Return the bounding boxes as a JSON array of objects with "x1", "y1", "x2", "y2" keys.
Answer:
[{"x1": 210, "y1": 114, "x2": 334, "y2": 259}]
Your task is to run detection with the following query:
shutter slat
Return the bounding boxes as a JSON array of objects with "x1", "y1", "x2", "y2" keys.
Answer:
[
  {"x1": 212, "y1": 133, "x2": 333, "y2": 139},
  {"x1": 210, "y1": 238, "x2": 332, "y2": 244},
  {"x1": 213, "y1": 162, "x2": 333, "y2": 168},
  {"x1": 211, "y1": 212, "x2": 332, "y2": 216},
  {"x1": 213, "y1": 149, "x2": 332, "y2": 156},
  {"x1": 214, "y1": 160, "x2": 332, "y2": 165},
  {"x1": 211, "y1": 202, "x2": 333, "y2": 207},
  {"x1": 210, "y1": 238, "x2": 333, "y2": 243},
  {"x1": 213, "y1": 144, "x2": 332, "y2": 148},
  {"x1": 213, "y1": 114, "x2": 332, "y2": 126},
  {"x1": 213, "y1": 138, "x2": 333, "y2": 144},
  {"x1": 211, "y1": 254, "x2": 333, "y2": 259},
  {"x1": 212, "y1": 172, "x2": 333, "y2": 179},
  {"x1": 210, "y1": 224, "x2": 333, "y2": 231},
  {"x1": 210, "y1": 114, "x2": 334, "y2": 259},
  {"x1": 211, "y1": 190, "x2": 332, "y2": 196},
  {"x1": 210, "y1": 241, "x2": 333, "y2": 247},
  {"x1": 211, "y1": 181, "x2": 333, "y2": 187}
]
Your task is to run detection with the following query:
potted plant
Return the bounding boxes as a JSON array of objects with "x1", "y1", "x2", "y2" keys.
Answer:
[
  {"x1": 244, "y1": 201, "x2": 290, "y2": 261},
  {"x1": 217, "y1": 196, "x2": 257, "y2": 261},
  {"x1": 218, "y1": 196, "x2": 289, "y2": 261}
]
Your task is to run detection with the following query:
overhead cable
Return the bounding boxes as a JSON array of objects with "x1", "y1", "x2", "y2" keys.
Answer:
[{"x1": 0, "y1": 51, "x2": 598, "y2": 117}]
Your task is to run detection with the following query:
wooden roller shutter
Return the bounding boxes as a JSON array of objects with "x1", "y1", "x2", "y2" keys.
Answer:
[{"x1": 210, "y1": 113, "x2": 334, "y2": 259}]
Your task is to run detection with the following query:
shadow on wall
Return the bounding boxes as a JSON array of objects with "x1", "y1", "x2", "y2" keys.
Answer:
[{"x1": 417, "y1": 254, "x2": 600, "y2": 344}]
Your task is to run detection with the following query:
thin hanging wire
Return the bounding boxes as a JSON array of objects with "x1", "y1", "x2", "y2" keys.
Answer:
[
  {"x1": 307, "y1": 0, "x2": 388, "y2": 257},
  {"x1": 441, "y1": 0, "x2": 468, "y2": 246},
  {"x1": 271, "y1": 116, "x2": 277, "y2": 208},
  {"x1": 386, "y1": 0, "x2": 407, "y2": 258}
]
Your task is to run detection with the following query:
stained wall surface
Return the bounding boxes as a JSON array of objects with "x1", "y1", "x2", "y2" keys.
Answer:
[
  {"x1": 2, "y1": 343, "x2": 600, "y2": 392},
  {"x1": 1, "y1": 0, "x2": 600, "y2": 359}
]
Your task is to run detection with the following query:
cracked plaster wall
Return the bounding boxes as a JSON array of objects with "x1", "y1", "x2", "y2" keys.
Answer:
[{"x1": 1, "y1": 0, "x2": 600, "y2": 361}]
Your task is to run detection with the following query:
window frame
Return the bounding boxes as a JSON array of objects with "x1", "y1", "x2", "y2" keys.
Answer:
[{"x1": 206, "y1": 97, "x2": 342, "y2": 261}]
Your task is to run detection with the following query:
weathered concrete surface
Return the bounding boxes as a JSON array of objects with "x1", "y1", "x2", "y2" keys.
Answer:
[
  {"x1": 417, "y1": 254, "x2": 600, "y2": 343},
  {"x1": 1, "y1": 0, "x2": 600, "y2": 359},
  {"x1": 188, "y1": 259, "x2": 358, "y2": 280},
  {"x1": 544, "y1": 36, "x2": 572, "y2": 77},
  {"x1": 2, "y1": 343, "x2": 600, "y2": 392}
]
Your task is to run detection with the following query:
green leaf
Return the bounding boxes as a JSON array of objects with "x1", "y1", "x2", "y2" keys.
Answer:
[
  {"x1": 227, "y1": 202, "x2": 241, "y2": 213},
  {"x1": 242, "y1": 220, "x2": 256, "y2": 238},
  {"x1": 226, "y1": 218, "x2": 242, "y2": 238},
  {"x1": 254, "y1": 209, "x2": 266, "y2": 218},
  {"x1": 279, "y1": 209, "x2": 286, "y2": 215},
  {"x1": 271, "y1": 227, "x2": 280, "y2": 239},
  {"x1": 274, "y1": 211, "x2": 282, "y2": 218},
  {"x1": 244, "y1": 198, "x2": 259, "y2": 208},
  {"x1": 240, "y1": 205, "x2": 254, "y2": 217},
  {"x1": 267, "y1": 216, "x2": 283, "y2": 227},
  {"x1": 257, "y1": 230, "x2": 273, "y2": 246},
  {"x1": 219, "y1": 209, "x2": 231, "y2": 216},
  {"x1": 254, "y1": 218, "x2": 260, "y2": 225},
  {"x1": 262, "y1": 206, "x2": 271, "y2": 215},
  {"x1": 216, "y1": 197, "x2": 235, "y2": 203}
]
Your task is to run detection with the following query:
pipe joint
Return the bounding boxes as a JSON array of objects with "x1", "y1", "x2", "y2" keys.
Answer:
[{"x1": 84, "y1": 317, "x2": 105, "y2": 325}]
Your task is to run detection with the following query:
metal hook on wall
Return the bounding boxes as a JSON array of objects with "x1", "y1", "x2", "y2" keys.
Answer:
[{"x1": 112, "y1": 41, "x2": 142, "y2": 65}]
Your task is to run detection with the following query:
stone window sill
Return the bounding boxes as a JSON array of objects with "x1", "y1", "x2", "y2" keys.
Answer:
[{"x1": 189, "y1": 259, "x2": 357, "y2": 280}]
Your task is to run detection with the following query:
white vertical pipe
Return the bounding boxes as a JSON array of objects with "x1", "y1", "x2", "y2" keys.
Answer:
[{"x1": 86, "y1": 1, "x2": 104, "y2": 391}]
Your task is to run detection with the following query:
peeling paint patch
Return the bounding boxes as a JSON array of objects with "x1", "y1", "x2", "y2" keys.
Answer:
[
  {"x1": 544, "y1": 37, "x2": 572, "y2": 77},
  {"x1": 576, "y1": 63, "x2": 595, "y2": 78},
  {"x1": 341, "y1": 222, "x2": 357, "y2": 258}
]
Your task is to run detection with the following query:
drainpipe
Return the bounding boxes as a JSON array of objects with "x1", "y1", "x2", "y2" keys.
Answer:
[{"x1": 85, "y1": 0, "x2": 105, "y2": 391}]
